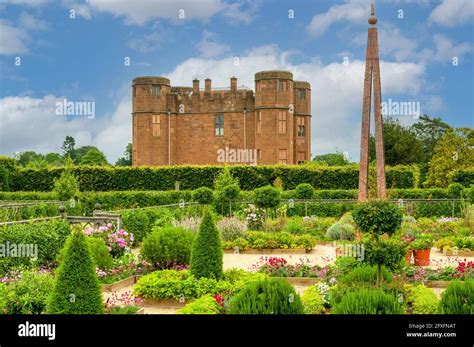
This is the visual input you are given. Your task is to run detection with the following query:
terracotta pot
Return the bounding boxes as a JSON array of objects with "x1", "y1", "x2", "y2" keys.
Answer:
[
  {"x1": 414, "y1": 249, "x2": 431, "y2": 266},
  {"x1": 335, "y1": 247, "x2": 344, "y2": 257},
  {"x1": 405, "y1": 250, "x2": 413, "y2": 264}
]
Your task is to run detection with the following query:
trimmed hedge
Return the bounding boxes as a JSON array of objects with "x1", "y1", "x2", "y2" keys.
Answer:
[
  {"x1": 7, "y1": 164, "x2": 418, "y2": 192},
  {"x1": 450, "y1": 169, "x2": 474, "y2": 188}
]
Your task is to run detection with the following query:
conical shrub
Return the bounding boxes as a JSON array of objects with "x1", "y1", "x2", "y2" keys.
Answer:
[
  {"x1": 190, "y1": 210, "x2": 223, "y2": 279},
  {"x1": 47, "y1": 227, "x2": 104, "y2": 314}
]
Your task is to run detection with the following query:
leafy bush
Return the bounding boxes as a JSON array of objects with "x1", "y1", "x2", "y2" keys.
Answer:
[
  {"x1": 217, "y1": 217, "x2": 247, "y2": 242},
  {"x1": 254, "y1": 186, "x2": 281, "y2": 209},
  {"x1": 193, "y1": 187, "x2": 214, "y2": 205},
  {"x1": 141, "y1": 227, "x2": 195, "y2": 268},
  {"x1": 0, "y1": 166, "x2": 10, "y2": 191},
  {"x1": 333, "y1": 288, "x2": 405, "y2": 314},
  {"x1": 222, "y1": 231, "x2": 315, "y2": 251},
  {"x1": 295, "y1": 183, "x2": 314, "y2": 200},
  {"x1": 133, "y1": 269, "x2": 266, "y2": 300},
  {"x1": 325, "y1": 223, "x2": 354, "y2": 240},
  {"x1": 339, "y1": 265, "x2": 392, "y2": 285},
  {"x1": 402, "y1": 215, "x2": 417, "y2": 224},
  {"x1": 190, "y1": 210, "x2": 223, "y2": 279},
  {"x1": 47, "y1": 228, "x2": 104, "y2": 314},
  {"x1": 52, "y1": 160, "x2": 79, "y2": 201},
  {"x1": 283, "y1": 217, "x2": 306, "y2": 235},
  {"x1": 144, "y1": 207, "x2": 173, "y2": 228},
  {"x1": 301, "y1": 285, "x2": 325, "y2": 314},
  {"x1": 228, "y1": 278, "x2": 304, "y2": 314},
  {"x1": 362, "y1": 238, "x2": 406, "y2": 271},
  {"x1": 172, "y1": 216, "x2": 202, "y2": 233},
  {"x1": 177, "y1": 295, "x2": 222, "y2": 314},
  {"x1": 334, "y1": 256, "x2": 362, "y2": 275},
  {"x1": 447, "y1": 183, "x2": 464, "y2": 198},
  {"x1": 0, "y1": 220, "x2": 71, "y2": 275},
  {"x1": 57, "y1": 236, "x2": 113, "y2": 270},
  {"x1": 409, "y1": 233, "x2": 434, "y2": 251},
  {"x1": 353, "y1": 201, "x2": 403, "y2": 236},
  {"x1": 439, "y1": 279, "x2": 474, "y2": 314},
  {"x1": 407, "y1": 285, "x2": 439, "y2": 314},
  {"x1": 121, "y1": 209, "x2": 150, "y2": 244},
  {"x1": 0, "y1": 270, "x2": 54, "y2": 314}
]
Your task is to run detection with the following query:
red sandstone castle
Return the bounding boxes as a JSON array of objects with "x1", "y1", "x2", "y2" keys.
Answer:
[{"x1": 131, "y1": 70, "x2": 311, "y2": 166}]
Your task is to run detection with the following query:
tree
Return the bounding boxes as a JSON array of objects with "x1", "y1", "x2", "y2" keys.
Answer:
[
  {"x1": 52, "y1": 157, "x2": 80, "y2": 200},
  {"x1": 44, "y1": 152, "x2": 64, "y2": 166},
  {"x1": 189, "y1": 210, "x2": 223, "y2": 279},
  {"x1": 61, "y1": 136, "x2": 76, "y2": 162},
  {"x1": 368, "y1": 117, "x2": 423, "y2": 165},
  {"x1": 412, "y1": 114, "x2": 451, "y2": 164},
  {"x1": 75, "y1": 146, "x2": 99, "y2": 163},
  {"x1": 17, "y1": 151, "x2": 43, "y2": 166},
  {"x1": 312, "y1": 152, "x2": 349, "y2": 166},
  {"x1": 79, "y1": 149, "x2": 108, "y2": 166},
  {"x1": 424, "y1": 128, "x2": 474, "y2": 187},
  {"x1": 46, "y1": 227, "x2": 104, "y2": 314},
  {"x1": 115, "y1": 143, "x2": 132, "y2": 166}
]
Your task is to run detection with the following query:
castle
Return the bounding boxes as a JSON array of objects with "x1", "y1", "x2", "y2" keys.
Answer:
[{"x1": 131, "y1": 70, "x2": 311, "y2": 166}]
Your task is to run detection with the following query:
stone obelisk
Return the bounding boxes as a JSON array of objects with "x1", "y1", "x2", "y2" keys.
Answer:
[{"x1": 358, "y1": 3, "x2": 386, "y2": 202}]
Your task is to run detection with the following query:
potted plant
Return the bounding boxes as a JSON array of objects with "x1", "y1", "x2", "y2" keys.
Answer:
[
  {"x1": 401, "y1": 225, "x2": 418, "y2": 264},
  {"x1": 410, "y1": 234, "x2": 434, "y2": 266}
]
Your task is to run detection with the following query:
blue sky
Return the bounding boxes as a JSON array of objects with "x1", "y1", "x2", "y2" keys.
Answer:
[{"x1": 0, "y1": 0, "x2": 473, "y2": 163}]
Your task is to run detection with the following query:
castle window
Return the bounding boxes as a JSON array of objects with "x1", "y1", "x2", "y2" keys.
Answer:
[
  {"x1": 278, "y1": 149, "x2": 288, "y2": 164},
  {"x1": 278, "y1": 111, "x2": 287, "y2": 134},
  {"x1": 298, "y1": 152, "x2": 306, "y2": 164},
  {"x1": 257, "y1": 149, "x2": 262, "y2": 159},
  {"x1": 278, "y1": 80, "x2": 285, "y2": 92},
  {"x1": 297, "y1": 117, "x2": 305, "y2": 137},
  {"x1": 151, "y1": 85, "x2": 160, "y2": 97},
  {"x1": 215, "y1": 114, "x2": 224, "y2": 136},
  {"x1": 152, "y1": 115, "x2": 161, "y2": 137},
  {"x1": 298, "y1": 89, "x2": 305, "y2": 100},
  {"x1": 256, "y1": 111, "x2": 262, "y2": 134}
]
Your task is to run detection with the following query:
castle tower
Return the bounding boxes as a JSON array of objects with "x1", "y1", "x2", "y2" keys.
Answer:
[
  {"x1": 293, "y1": 81, "x2": 311, "y2": 164},
  {"x1": 132, "y1": 76, "x2": 171, "y2": 166},
  {"x1": 358, "y1": 3, "x2": 387, "y2": 201},
  {"x1": 254, "y1": 71, "x2": 295, "y2": 164}
]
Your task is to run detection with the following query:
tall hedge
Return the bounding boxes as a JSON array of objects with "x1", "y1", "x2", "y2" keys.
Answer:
[
  {"x1": 47, "y1": 228, "x2": 104, "y2": 314},
  {"x1": 8, "y1": 164, "x2": 419, "y2": 192},
  {"x1": 450, "y1": 169, "x2": 474, "y2": 188},
  {"x1": 190, "y1": 210, "x2": 223, "y2": 279}
]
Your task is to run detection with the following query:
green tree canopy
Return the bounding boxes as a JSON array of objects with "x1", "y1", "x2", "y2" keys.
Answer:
[
  {"x1": 75, "y1": 146, "x2": 100, "y2": 163},
  {"x1": 424, "y1": 128, "x2": 474, "y2": 187},
  {"x1": 61, "y1": 136, "x2": 76, "y2": 162},
  {"x1": 79, "y1": 149, "x2": 108, "y2": 166},
  {"x1": 16, "y1": 151, "x2": 43, "y2": 166},
  {"x1": 312, "y1": 152, "x2": 350, "y2": 166},
  {"x1": 115, "y1": 143, "x2": 132, "y2": 166}
]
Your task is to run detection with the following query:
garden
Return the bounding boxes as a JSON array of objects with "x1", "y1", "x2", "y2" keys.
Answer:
[{"x1": 0, "y1": 163, "x2": 473, "y2": 315}]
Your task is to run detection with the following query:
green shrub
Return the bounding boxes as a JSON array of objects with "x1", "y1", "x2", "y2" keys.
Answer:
[
  {"x1": 133, "y1": 269, "x2": 266, "y2": 301},
  {"x1": 353, "y1": 201, "x2": 403, "y2": 236},
  {"x1": 407, "y1": 285, "x2": 439, "y2": 314},
  {"x1": 283, "y1": 217, "x2": 306, "y2": 235},
  {"x1": 450, "y1": 169, "x2": 474, "y2": 188},
  {"x1": 57, "y1": 236, "x2": 113, "y2": 270},
  {"x1": 339, "y1": 265, "x2": 392, "y2": 285},
  {"x1": 439, "y1": 279, "x2": 474, "y2": 314},
  {"x1": 177, "y1": 295, "x2": 221, "y2": 314},
  {"x1": 141, "y1": 227, "x2": 195, "y2": 268},
  {"x1": 193, "y1": 187, "x2": 214, "y2": 205},
  {"x1": 0, "y1": 270, "x2": 54, "y2": 314},
  {"x1": 325, "y1": 223, "x2": 354, "y2": 240},
  {"x1": 0, "y1": 166, "x2": 10, "y2": 191},
  {"x1": 228, "y1": 278, "x2": 304, "y2": 314},
  {"x1": 222, "y1": 231, "x2": 315, "y2": 251},
  {"x1": 295, "y1": 183, "x2": 314, "y2": 200},
  {"x1": 254, "y1": 186, "x2": 281, "y2": 209},
  {"x1": 122, "y1": 209, "x2": 150, "y2": 243},
  {"x1": 339, "y1": 212, "x2": 354, "y2": 225},
  {"x1": 362, "y1": 237, "x2": 406, "y2": 271},
  {"x1": 190, "y1": 210, "x2": 223, "y2": 279},
  {"x1": 334, "y1": 256, "x2": 362, "y2": 275},
  {"x1": 0, "y1": 220, "x2": 71, "y2": 275},
  {"x1": 144, "y1": 207, "x2": 173, "y2": 228},
  {"x1": 217, "y1": 217, "x2": 247, "y2": 242},
  {"x1": 46, "y1": 228, "x2": 104, "y2": 314},
  {"x1": 301, "y1": 285, "x2": 325, "y2": 314},
  {"x1": 409, "y1": 233, "x2": 434, "y2": 251},
  {"x1": 52, "y1": 160, "x2": 79, "y2": 201},
  {"x1": 447, "y1": 183, "x2": 464, "y2": 198},
  {"x1": 333, "y1": 288, "x2": 405, "y2": 314}
]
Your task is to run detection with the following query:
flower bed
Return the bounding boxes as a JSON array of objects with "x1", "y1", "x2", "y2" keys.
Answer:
[{"x1": 222, "y1": 231, "x2": 316, "y2": 252}]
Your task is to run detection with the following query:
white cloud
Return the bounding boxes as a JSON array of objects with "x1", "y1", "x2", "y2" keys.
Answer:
[
  {"x1": 0, "y1": 0, "x2": 51, "y2": 7},
  {"x1": 196, "y1": 31, "x2": 230, "y2": 58},
  {"x1": 430, "y1": 34, "x2": 473, "y2": 63},
  {"x1": 61, "y1": 0, "x2": 92, "y2": 20},
  {"x1": 19, "y1": 12, "x2": 48, "y2": 30},
  {"x1": 0, "y1": 19, "x2": 29, "y2": 54},
  {"x1": 307, "y1": 1, "x2": 369, "y2": 37},
  {"x1": 128, "y1": 32, "x2": 164, "y2": 53},
  {"x1": 429, "y1": 0, "x2": 474, "y2": 27}
]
